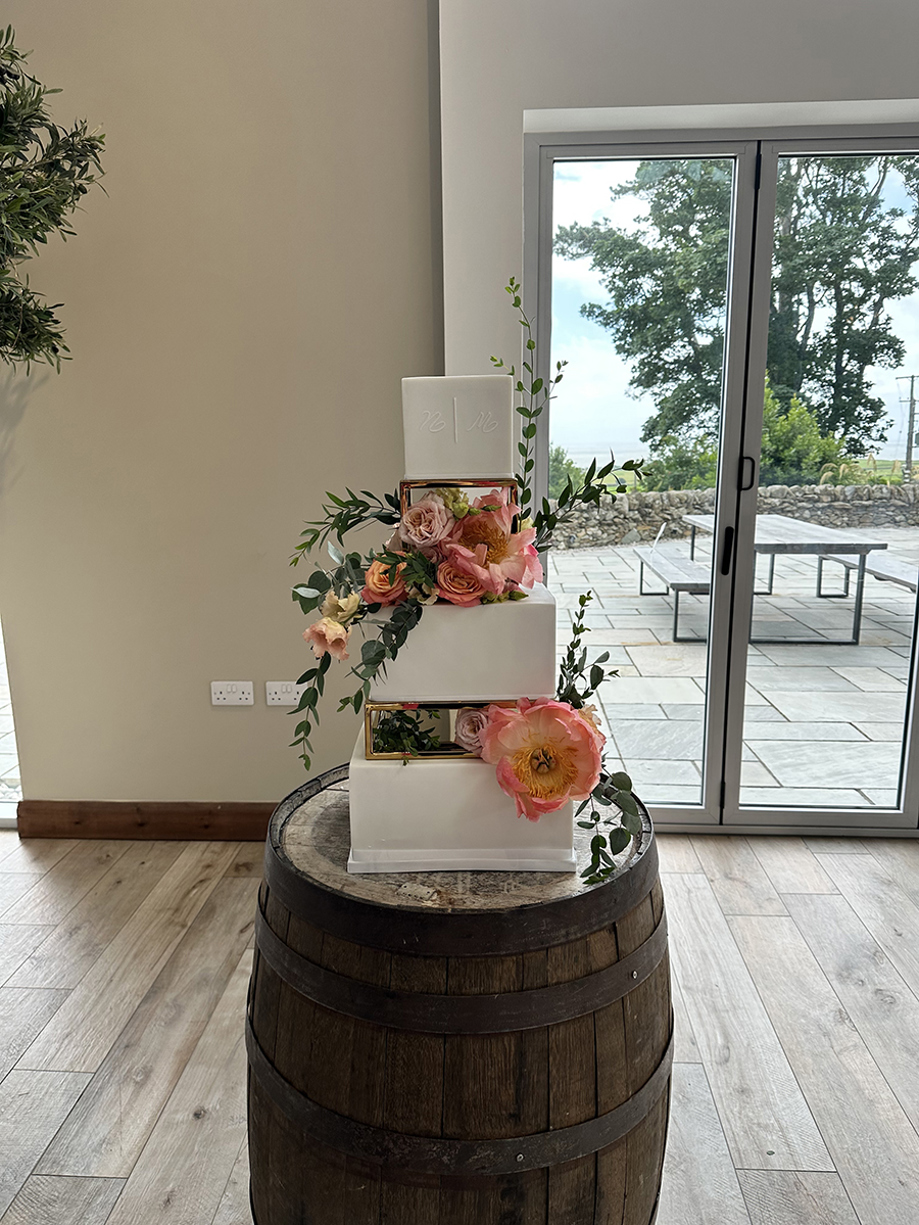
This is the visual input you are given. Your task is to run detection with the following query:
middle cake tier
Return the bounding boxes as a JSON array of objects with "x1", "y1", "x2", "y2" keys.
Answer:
[{"x1": 369, "y1": 581, "x2": 557, "y2": 702}]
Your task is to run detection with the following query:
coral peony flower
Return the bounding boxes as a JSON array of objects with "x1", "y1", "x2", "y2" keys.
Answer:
[
  {"x1": 400, "y1": 493, "x2": 454, "y2": 551},
  {"x1": 362, "y1": 556, "x2": 408, "y2": 606},
  {"x1": 454, "y1": 706, "x2": 490, "y2": 755},
  {"x1": 319, "y1": 590, "x2": 361, "y2": 625},
  {"x1": 444, "y1": 488, "x2": 543, "y2": 595},
  {"x1": 436, "y1": 559, "x2": 488, "y2": 606},
  {"x1": 480, "y1": 697, "x2": 605, "y2": 821},
  {"x1": 303, "y1": 617, "x2": 351, "y2": 661}
]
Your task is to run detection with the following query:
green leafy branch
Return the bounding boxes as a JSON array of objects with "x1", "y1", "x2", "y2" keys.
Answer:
[
  {"x1": 291, "y1": 488, "x2": 401, "y2": 566},
  {"x1": 490, "y1": 276, "x2": 567, "y2": 515},
  {"x1": 555, "y1": 591, "x2": 616, "y2": 708},
  {"x1": 338, "y1": 600, "x2": 424, "y2": 716},
  {"x1": 532, "y1": 454, "x2": 643, "y2": 552},
  {"x1": 372, "y1": 708, "x2": 442, "y2": 759}
]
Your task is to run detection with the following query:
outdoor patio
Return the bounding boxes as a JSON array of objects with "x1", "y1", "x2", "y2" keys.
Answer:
[{"x1": 549, "y1": 526, "x2": 918, "y2": 809}]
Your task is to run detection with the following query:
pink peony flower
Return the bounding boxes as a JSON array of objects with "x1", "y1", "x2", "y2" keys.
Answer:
[
  {"x1": 362, "y1": 556, "x2": 408, "y2": 606},
  {"x1": 480, "y1": 697, "x2": 605, "y2": 821},
  {"x1": 303, "y1": 617, "x2": 351, "y2": 662},
  {"x1": 444, "y1": 488, "x2": 543, "y2": 595},
  {"x1": 400, "y1": 493, "x2": 453, "y2": 552},
  {"x1": 435, "y1": 559, "x2": 488, "y2": 606},
  {"x1": 454, "y1": 706, "x2": 490, "y2": 755}
]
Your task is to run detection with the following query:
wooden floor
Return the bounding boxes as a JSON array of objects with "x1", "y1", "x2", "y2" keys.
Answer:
[{"x1": 1, "y1": 828, "x2": 918, "y2": 1224}]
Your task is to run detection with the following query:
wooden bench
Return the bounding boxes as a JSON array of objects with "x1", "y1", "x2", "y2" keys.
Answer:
[
  {"x1": 817, "y1": 552, "x2": 918, "y2": 598},
  {"x1": 634, "y1": 545, "x2": 711, "y2": 641}
]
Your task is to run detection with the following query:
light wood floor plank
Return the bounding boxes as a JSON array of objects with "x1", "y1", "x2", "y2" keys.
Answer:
[
  {"x1": 691, "y1": 838, "x2": 787, "y2": 916},
  {"x1": 0, "y1": 830, "x2": 21, "y2": 867},
  {"x1": 747, "y1": 838, "x2": 837, "y2": 896},
  {"x1": 803, "y1": 838, "x2": 872, "y2": 855},
  {"x1": 671, "y1": 971, "x2": 701, "y2": 1064},
  {"x1": 3, "y1": 841, "x2": 132, "y2": 927},
  {"x1": 224, "y1": 845, "x2": 263, "y2": 879},
  {"x1": 0, "y1": 1175, "x2": 124, "y2": 1225},
  {"x1": 104, "y1": 951, "x2": 252, "y2": 1225},
  {"x1": 0, "y1": 1070, "x2": 92, "y2": 1215},
  {"x1": 665, "y1": 873, "x2": 831, "y2": 1171},
  {"x1": 0, "y1": 841, "x2": 78, "y2": 876},
  {"x1": 730, "y1": 914, "x2": 919, "y2": 1225},
  {"x1": 7, "y1": 843, "x2": 187, "y2": 990},
  {"x1": 0, "y1": 987, "x2": 69, "y2": 1080},
  {"x1": 16, "y1": 842, "x2": 239, "y2": 1073},
  {"x1": 38, "y1": 877, "x2": 258, "y2": 1177},
  {"x1": 656, "y1": 834, "x2": 703, "y2": 874},
  {"x1": 657, "y1": 1063, "x2": 750, "y2": 1225},
  {"x1": 211, "y1": 1139, "x2": 251, "y2": 1225},
  {"x1": 0, "y1": 925, "x2": 53, "y2": 987},
  {"x1": 815, "y1": 851, "x2": 919, "y2": 996},
  {"x1": 862, "y1": 839, "x2": 919, "y2": 904},
  {"x1": 784, "y1": 892, "x2": 919, "y2": 1132},
  {"x1": 738, "y1": 1171, "x2": 860, "y2": 1225},
  {"x1": 0, "y1": 876, "x2": 37, "y2": 918}
]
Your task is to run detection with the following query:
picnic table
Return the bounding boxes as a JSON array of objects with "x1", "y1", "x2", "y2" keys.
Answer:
[{"x1": 682, "y1": 513, "x2": 889, "y2": 645}]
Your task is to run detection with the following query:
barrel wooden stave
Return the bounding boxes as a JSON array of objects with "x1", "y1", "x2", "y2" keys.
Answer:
[{"x1": 248, "y1": 870, "x2": 670, "y2": 1225}]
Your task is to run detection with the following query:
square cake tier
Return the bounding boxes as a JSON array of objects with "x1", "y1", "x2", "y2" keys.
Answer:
[
  {"x1": 402, "y1": 375, "x2": 516, "y2": 480},
  {"x1": 369, "y1": 583, "x2": 557, "y2": 702},
  {"x1": 348, "y1": 731, "x2": 575, "y2": 873}
]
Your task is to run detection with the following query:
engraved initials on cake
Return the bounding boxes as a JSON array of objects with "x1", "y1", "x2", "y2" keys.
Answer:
[
  {"x1": 467, "y1": 410, "x2": 499, "y2": 434},
  {"x1": 419, "y1": 410, "x2": 446, "y2": 433}
]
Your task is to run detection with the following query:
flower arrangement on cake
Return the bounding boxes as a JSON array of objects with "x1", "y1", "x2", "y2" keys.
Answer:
[{"x1": 290, "y1": 279, "x2": 643, "y2": 881}]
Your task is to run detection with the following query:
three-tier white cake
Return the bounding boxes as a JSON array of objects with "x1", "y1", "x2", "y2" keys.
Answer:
[{"x1": 347, "y1": 375, "x2": 576, "y2": 874}]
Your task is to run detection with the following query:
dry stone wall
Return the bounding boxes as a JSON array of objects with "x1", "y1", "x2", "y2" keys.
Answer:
[{"x1": 552, "y1": 484, "x2": 919, "y2": 549}]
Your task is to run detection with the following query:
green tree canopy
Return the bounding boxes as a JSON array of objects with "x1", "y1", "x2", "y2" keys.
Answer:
[
  {"x1": 0, "y1": 26, "x2": 104, "y2": 368},
  {"x1": 555, "y1": 155, "x2": 919, "y2": 455}
]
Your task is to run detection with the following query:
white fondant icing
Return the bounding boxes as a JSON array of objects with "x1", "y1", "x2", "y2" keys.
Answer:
[
  {"x1": 348, "y1": 732, "x2": 576, "y2": 874},
  {"x1": 369, "y1": 583, "x2": 557, "y2": 702},
  {"x1": 402, "y1": 375, "x2": 516, "y2": 479}
]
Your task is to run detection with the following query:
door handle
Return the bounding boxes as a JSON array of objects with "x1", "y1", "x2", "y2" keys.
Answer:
[
  {"x1": 739, "y1": 455, "x2": 756, "y2": 491},
  {"x1": 720, "y1": 526, "x2": 735, "y2": 576}
]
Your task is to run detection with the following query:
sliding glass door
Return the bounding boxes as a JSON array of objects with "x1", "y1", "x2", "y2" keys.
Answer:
[{"x1": 529, "y1": 130, "x2": 919, "y2": 832}]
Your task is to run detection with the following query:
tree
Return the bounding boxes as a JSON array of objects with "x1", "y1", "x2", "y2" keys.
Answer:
[
  {"x1": 556, "y1": 156, "x2": 919, "y2": 455},
  {"x1": 0, "y1": 27, "x2": 104, "y2": 368},
  {"x1": 548, "y1": 443, "x2": 585, "y2": 498}
]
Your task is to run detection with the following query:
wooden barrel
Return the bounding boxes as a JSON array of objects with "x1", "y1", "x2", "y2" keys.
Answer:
[{"x1": 247, "y1": 765, "x2": 672, "y2": 1225}]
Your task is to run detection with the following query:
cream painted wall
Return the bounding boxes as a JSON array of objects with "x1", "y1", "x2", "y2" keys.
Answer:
[
  {"x1": 0, "y1": 1, "x2": 442, "y2": 801},
  {"x1": 440, "y1": 0, "x2": 919, "y2": 372}
]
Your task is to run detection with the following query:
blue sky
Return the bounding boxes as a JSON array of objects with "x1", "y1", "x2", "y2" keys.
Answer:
[{"x1": 549, "y1": 157, "x2": 919, "y2": 469}]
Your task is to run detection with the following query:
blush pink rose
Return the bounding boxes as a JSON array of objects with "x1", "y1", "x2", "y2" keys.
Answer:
[
  {"x1": 400, "y1": 494, "x2": 453, "y2": 551},
  {"x1": 454, "y1": 706, "x2": 490, "y2": 754},
  {"x1": 361, "y1": 557, "x2": 408, "y2": 606},
  {"x1": 480, "y1": 697, "x2": 605, "y2": 821},
  {"x1": 435, "y1": 559, "x2": 488, "y2": 606},
  {"x1": 302, "y1": 617, "x2": 351, "y2": 662}
]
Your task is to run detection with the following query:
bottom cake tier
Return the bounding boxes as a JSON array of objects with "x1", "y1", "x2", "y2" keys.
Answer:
[{"x1": 348, "y1": 731, "x2": 575, "y2": 874}]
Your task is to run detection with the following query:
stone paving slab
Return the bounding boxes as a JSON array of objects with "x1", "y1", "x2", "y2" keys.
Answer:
[
  {"x1": 751, "y1": 740, "x2": 902, "y2": 788},
  {"x1": 742, "y1": 721, "x2": 869, "y2": 742}
]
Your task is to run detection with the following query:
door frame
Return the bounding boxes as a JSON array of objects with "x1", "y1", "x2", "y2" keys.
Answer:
[{"x1": 525, "y1": 125, "x2": 919, "y2": 835}]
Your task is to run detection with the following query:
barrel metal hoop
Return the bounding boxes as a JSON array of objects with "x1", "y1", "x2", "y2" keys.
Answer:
[
  {"x1": 263, "y1": 766, "x2": 660, "y2": 957},
  {"x1": 246, "y1": 1017, "x2": 674, "y2": 1177},
  {"x1": 254, "y1": 904, "x2": 668, "y2": 1033}
]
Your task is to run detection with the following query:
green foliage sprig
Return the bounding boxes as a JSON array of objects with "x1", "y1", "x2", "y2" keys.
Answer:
[
  {"x1": 555, "y1": 594, "x2": 642, "y2": 883},
  {"x1": 372, "y1": 707, "x2": 442, "y2": 759},
  {"x1": 291, "y1": 488, "x2": 401, "y2": 565},
  {"x1": 0, "y1": 26, "x2": 105, "y2": 368},
  {"x1": 490, "y1": 276, "x2": 567, "y2": 515},
  {"x1": 341, "y1": 601, "x2": 425, "y2": 714},
  {"x1": 532, "y1": 453, "x2": 643, "y2": 552}
]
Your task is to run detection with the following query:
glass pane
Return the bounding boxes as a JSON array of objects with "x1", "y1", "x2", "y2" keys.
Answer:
[
  {"x1": 739, "y1": 152, "x2": 919, "y2": 810},
  {"x1": 548, "y1": 157, "x2": 735, "y2": 806}
]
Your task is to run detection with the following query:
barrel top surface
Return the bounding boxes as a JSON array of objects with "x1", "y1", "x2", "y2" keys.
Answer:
[{"x1": 269, "y1": 764, "x2": 651, "y2": 917}]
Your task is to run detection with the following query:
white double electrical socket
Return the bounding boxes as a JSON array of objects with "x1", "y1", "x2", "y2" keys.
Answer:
[
  {"x1": 265, "y1": 681, "x2": 307, "y2": 707},
  {"x1": 210, "y1": 681, "x2": 255, "y2": 706}
]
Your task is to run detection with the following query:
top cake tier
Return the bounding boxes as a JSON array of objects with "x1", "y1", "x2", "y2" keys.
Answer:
[{"x1": 402, "y1": 375, "x2": 516, "y2": 480}]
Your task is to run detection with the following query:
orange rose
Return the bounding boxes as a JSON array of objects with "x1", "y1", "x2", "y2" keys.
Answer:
[
  {"x1": 436, "y1": 559, "x2": 487, "y2": 606},
  {"x1": 361, "y1": 557, "x2": 408, "y2": 606}
]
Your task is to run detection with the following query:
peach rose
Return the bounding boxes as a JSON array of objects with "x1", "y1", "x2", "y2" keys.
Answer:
[
  {"x1": 436, "y1": 559, "x2": 487, "y2": 606},
  {"x1": 444, "y1": 488, "x2": 543, "y2": 595},
  {"x1": 302, "y1": 617, "x2": 350, "y2": 661},
  {"x1": 361, "y1": 556, "x2": 408, "y2": 606},
  {"x1": 480, "y1": 697, "x2": 605, "y2": 821}
]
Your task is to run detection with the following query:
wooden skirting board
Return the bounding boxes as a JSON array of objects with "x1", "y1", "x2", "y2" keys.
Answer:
[{"x1": 16, "y1": 800, "x2": 276, "y2": 841}]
